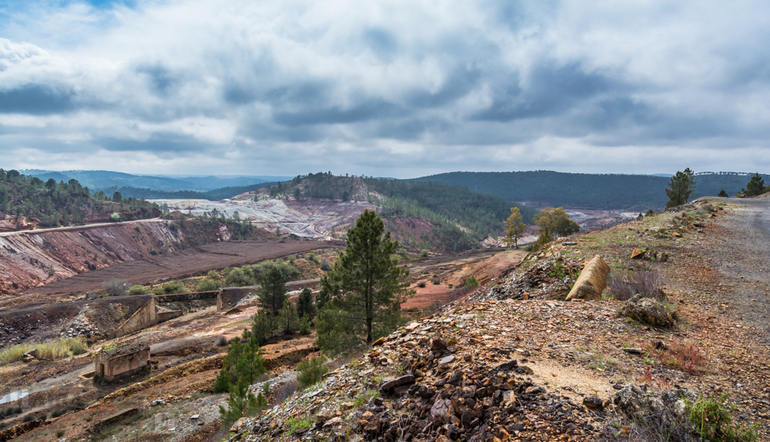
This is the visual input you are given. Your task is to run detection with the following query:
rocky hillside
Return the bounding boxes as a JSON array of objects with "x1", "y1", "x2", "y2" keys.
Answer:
[
  {"x1": 0, "y1": 221, "x2": 181, "y2": 296},
  {"x1": 229, "y1": 197, "x2": 769, "y2": 441}
]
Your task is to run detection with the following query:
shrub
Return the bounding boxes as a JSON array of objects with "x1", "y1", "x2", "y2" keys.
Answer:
[
  {"x1": 0, "y1": 337, "x2": 88, "y2": 366},
  {"x1": 225, "y1": 268, "x2": 253, "y2": 287},
  {"x1": 417, "y1": 281, "x2": 426, "y2": 288},
  {"x1": 162, "y1": 280, "x2": 186, "y2": 294},
  {"x1": 296, "y1": 357, "x2": 329, "y2": 389},
  {"x1": 128, "y1": 285, "x2": 148, "y2": 295},
  {"x1": 431, "y1": 276, "x2": 441, "y2": 285},
  {"x1": 103, "y1": 279, "x2": 129, "y2": 296},
  {"x1": 608, "y1": 268, "x2": 664, "y2": 301},
  {"x1": 687, "y1": 393, "x2": 758, "y2": 441},
  {"x1": 463, "y1": 276, "x2": 479, "y2": 289},
  {"x1": 320, "y1": 260, "x2": 332, "y2": 271},
  {"x1": 306, "y1": 252, "x2": 317, "y2": 263},
  {"x1": 196, "y1": 278, "x2": 220, "y2": 291}
]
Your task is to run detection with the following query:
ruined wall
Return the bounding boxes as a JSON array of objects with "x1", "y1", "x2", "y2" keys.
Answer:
[
  {"x1": 95, "y1": 346, "x2": 150, "y2": 381},
  {"x1": 217, "y1": 287, "x2": 256, "y2": 311},
  {"x1": 113, "y1": 298, "x2": 157, "y2": 338}
]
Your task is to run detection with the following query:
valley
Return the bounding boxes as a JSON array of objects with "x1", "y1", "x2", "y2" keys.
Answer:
[{"x1": 1, "y1": 170, "x2": 768, "y2": 441}]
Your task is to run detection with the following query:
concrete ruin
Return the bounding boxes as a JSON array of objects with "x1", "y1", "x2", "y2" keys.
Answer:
[{"x1": 94, "y1": 342, "x2": 150, "y2": 381}]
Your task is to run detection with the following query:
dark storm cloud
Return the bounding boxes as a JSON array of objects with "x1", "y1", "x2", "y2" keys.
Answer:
[
  {"x1": 0, "y1": 84, "x2": 75, "y2": 114},
  {"x1": 473, "y1": 63, "x2": 612, "y2": 122}
]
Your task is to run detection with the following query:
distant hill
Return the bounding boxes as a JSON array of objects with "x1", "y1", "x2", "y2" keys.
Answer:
[
  {"x1": 101, "y1": 182, "x2": 277, "y2": 201},
  {"x1": 412, "y1": 171, "x2": 769, "y2": 211},
  {"x1": 20, "y1": 170, "x2": 290, "y2": 192},
  {"x1": 0, "y1": 169, "x2": 161, "y2": 229},
  {"x1": 261, "y1": 173, "x2": 537, "y2": 252}
]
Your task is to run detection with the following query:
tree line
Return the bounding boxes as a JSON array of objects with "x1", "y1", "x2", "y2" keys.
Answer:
[{"x1": 0, "y1": 169, "x2": 160, "y2": 228}]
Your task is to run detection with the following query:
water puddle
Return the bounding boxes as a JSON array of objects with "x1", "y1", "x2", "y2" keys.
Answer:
[{"x1": 0, "y1": 390, "x2": 29, "y2": 404}]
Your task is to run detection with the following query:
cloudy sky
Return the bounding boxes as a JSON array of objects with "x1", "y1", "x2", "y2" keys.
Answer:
[{"x1": 1, "y1": 0, "x2": 768, "y2": 178}]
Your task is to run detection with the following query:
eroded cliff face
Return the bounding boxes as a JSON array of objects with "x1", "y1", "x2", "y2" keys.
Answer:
[{"x1": 0, "y1": 220, "x2": 182, "y2": 295}]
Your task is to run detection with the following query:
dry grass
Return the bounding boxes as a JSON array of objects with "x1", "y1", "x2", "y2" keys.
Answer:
[{"x1": 0, "y1": 337, "x2": 89, "y2": 366}]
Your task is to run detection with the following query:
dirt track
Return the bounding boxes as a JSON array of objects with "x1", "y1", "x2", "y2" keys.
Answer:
[
  {"x1": 681, "y1": 197, "x2": 770, "y2": 345},
  {"x1": 10, "y1": 240, "x2": 342, "y2": 307}
]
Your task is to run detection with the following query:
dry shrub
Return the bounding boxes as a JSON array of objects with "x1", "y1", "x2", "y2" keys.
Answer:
[
  {"x1": 608, "y1": 268, "x2": 664, "y2": 301},
  {"x1": 645, "y1": 340, "x2": 709, "y2": 376},
  {"x1": 0, "y1": 337, "x2": 88, "y2": 366}
]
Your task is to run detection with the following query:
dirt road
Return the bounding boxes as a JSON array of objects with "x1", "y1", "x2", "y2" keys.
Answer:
[
  {"x1": 702, "y1": 197, "x2": 770, "y2": 345},
  {"x1": 9, "y1": 240, "x2": 342, "y2": 308}
]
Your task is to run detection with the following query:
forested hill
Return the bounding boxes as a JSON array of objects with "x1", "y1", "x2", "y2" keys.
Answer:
[
  {"x1": 413, "y1": 171, "x2": 770, "y2": 210},
  {"x1": 0, "y1": 169, "x2": 161, "y2": 229},
  {"x1": 263, "y1": 173, "x2": 536, "y2": 252}
]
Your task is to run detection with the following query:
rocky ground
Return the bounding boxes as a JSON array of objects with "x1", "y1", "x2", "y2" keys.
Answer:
[{"x1": 227, "y1": 196, "x2": 770, "y2": 441}]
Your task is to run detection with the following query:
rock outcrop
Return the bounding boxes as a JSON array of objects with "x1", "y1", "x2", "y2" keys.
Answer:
[{"x1": 619, "y1": 294, "x2": 676, "y2": 327}]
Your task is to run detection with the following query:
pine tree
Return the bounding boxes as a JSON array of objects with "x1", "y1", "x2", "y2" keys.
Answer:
[
  {"x1": 258, "y1": 267, "x2": 287, "y2": 314},
  {"x1": 318, "y1": 210, "x2": 411, "y2": 351},
  {"x1": 219, "y1": 379, "x2": 257, "y2": 426},
  {"x1": 665, "y1": 168, "x2": 696, "y2": 209},
  {"x1": 297, "y1": 288, "x2": 316, "y2": 320},
  {"x1": 744, "y1": 173, "x2": 765, "y2": 196}
]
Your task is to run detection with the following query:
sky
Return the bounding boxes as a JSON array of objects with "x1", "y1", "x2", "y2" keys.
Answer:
[{"x1": 0, "y1": 0, "x2": 768, "y2": 178}]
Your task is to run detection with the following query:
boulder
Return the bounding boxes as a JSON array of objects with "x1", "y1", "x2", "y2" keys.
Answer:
[
  {"x1": 565, "y1": 255, "x2": 610, "y2": 301},
  {"x1": 614, "y1": 384, "x2": 696, "y2": 433},
  {"x1": 619, "y1": 294, "x2": 676, "y2": 327}
]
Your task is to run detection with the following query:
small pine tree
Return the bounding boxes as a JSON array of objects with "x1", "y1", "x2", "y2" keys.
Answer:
[
  {"x1": 258, "y1": 267, "x2": 287, "y2": 315},
  {"x1": 280, "y1": 299, "x2": 299, "y2": 334},
  {"x1": 299, "y1": 315, "x2": 312, "y2": 335},
  {"x1": 251, "y1": 309, "x2": 277, "y2": 346},
  {"x1": 745, "y1": 173, "x2": 765, "y2": 197},
  {"x1": 297, "y1": 288, "x2": 316, "y2": 320},
  {"x1": 219, "y1": 379, "x2": 257, "y2": 426},
  {"x1": 665, "y1": 168, "x2": 696, "y2": 209},
  {"x1": 718, "y1": 189, "x2": 729, "y2": 198},
  {"x1": 213, "y1": 369, "x2": 232, "y2": 394},
  {"x1": 315, "y1": 287, "x2": 329, "y2": 311}
]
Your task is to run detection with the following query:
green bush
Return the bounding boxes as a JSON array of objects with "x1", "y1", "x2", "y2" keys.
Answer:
[
  {"x1": 296, "y1": 357, "x2": 329, "y2": 389},
  {"x1": 225, "y1": 268, "x2": 253, "y2": 287},
  {"x1": 128, "y1": 284, "x2": 148, "y2": 295},
  {"x1": 463, "y1": 276, "x2": 479, "y2": 289},
  {"x1": 162, "y1": 280, "x2": 186, "y2": 294},
  {"x1": 687, "y1": 393, "x2": 758, "y2": 442},
  {"x1": 196, "y1": 278, "x2": 220, "y2": 291}
]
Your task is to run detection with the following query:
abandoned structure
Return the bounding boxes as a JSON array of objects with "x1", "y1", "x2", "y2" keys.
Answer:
[{"x1": 94, "y1": 341, "x2": 150, "y2": 381}]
